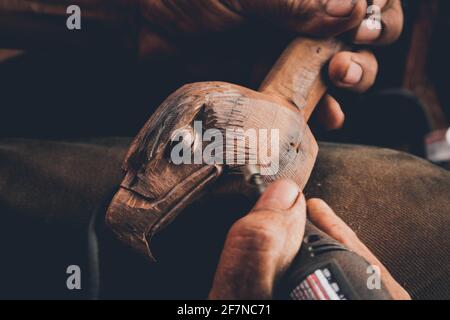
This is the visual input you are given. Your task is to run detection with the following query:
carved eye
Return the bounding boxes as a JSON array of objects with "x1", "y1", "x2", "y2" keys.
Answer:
[
  {"x1": 172, "y1": 128, "x2": 195, "y2": 147},
  {"x1": 166, "y1": 127, "x2": 195, "y2": 161}
]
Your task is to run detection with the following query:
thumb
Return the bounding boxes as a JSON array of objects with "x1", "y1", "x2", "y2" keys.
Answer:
[
  {"x1": 209, "y1": 180, "x2": 306, "y2": 300},
  {"x1": 253, "y1": 179, "x2": 303, "y2": 211}
]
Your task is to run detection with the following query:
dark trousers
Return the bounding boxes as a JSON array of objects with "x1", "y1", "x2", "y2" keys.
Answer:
[{"x1": 0, "y1": 138, "x2": 449, "y2": 299}]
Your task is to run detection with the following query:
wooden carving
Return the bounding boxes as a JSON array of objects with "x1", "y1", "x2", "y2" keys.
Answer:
[{"x1": 106, "y1": 38, "x2": 344, "y2": 259}]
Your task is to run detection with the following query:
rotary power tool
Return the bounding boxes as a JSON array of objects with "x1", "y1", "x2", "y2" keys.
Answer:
[{"x1": 244, "y1": 166, "x2": 392, "y2": 300}]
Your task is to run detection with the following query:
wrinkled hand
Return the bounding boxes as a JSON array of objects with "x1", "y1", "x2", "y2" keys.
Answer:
[
  {"x1": 208, "y1": 179, "x2": 410, "y2": 300},
  {"x1": 139, "y1": 0, "x2": 403, "y2": 129}
]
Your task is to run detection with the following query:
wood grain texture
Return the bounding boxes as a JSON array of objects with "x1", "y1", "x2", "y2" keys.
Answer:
[
  {"x1": 260, "y1": 37, "x2": 344, "y2": 120},
  {"x1": 106, "y1": 38, "x2": 343, "y2": 259}
]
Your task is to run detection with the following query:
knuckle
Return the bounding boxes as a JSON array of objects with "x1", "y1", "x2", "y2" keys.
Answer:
[
  {"x1": 328, "y1": 52, "x2": 351, "y2": 81},
  {"x1": 351, "y1": 0, "x2": 369, "y2": 22},
  {"x1": 227, "y1": 216, "x2": 283, "y2": 252}
]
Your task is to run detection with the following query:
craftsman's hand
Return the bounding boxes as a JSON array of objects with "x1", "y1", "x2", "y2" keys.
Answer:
[
  {"x1": 208, "y1": 180, "x2": 410, "y2": 300},
  {"x1": 140, "y1": 0, "x2": 404, "y2": 130}
]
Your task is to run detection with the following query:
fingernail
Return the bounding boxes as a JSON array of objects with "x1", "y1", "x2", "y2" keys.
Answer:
[
  {"x1": 343, "y1": 61, "x2": 363, "y2": 84},
  {"x1": 255, "y1": 180, "x2": 300, "y2": 211},
  {"x1": 325, "y1": 0, "x2": 357, "y2": 17}
]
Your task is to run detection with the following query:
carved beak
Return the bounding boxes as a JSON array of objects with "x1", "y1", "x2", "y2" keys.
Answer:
[{"x1": 106, "y1": 164, "x2": 222, "y2": 261}]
